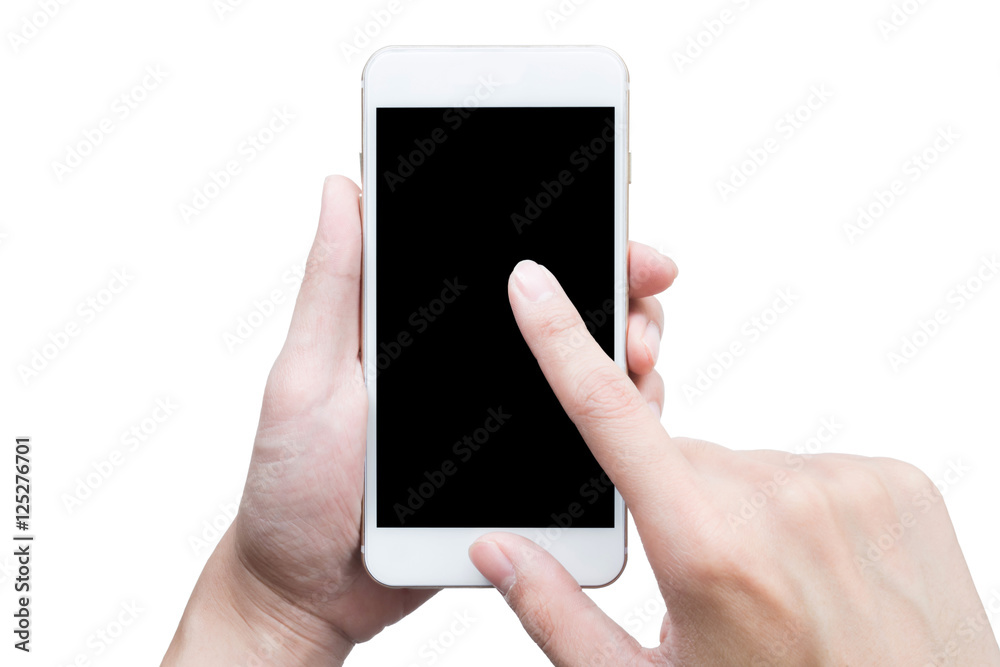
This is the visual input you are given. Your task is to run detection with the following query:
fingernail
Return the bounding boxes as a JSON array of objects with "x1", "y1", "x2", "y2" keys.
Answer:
[
  {"x1": 643, "y1": 320, "x2": 661, "y2": 366},
  {"x1": 469, "y1": 541, "x2": 516, "y2": 594},
  {"x1": 512, "y1": 260, "x2": 554, "y2": 303},
  {"x1": 648, "y1": 401, "x2": 661, "y2": 420}
]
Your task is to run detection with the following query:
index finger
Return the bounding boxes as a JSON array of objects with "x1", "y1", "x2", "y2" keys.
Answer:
[{"x1": 507, "y1": 259, "x2": 699, "y2": 534}]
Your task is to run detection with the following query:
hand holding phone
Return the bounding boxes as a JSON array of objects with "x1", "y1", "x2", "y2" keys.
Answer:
[{"x1": 163, "y1": 173, "x2": 678, "y2": 664}]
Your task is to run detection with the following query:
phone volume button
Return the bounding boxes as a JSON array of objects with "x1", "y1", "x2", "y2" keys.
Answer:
[{"x1": 628, "y1": 151, "x2": 632, "y2": 184}]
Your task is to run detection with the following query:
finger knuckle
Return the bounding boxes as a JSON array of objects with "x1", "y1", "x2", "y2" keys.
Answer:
[
  {"x1": 262, "y1": 358, "x2": 311, "y2": 420},
  {"x1": 816, "y1": 457, "x2": 893, "y2": 507},
  {"x1": 513, "y1": 596, "x2": 558, "y2": 652},
  {"x1": 882, "y1": 458, "x2": 933, "y2": 495},
  {"x1": 538, "y1": 309, "x2": 590, "y2": 360},
  {"x1": 673, "y1": 436, "x2": 712, "y2": 458},
  {"x1": 771, "y1": 475, "x2": 833, "y2": 527},
  {"x1": 572, "y1": 364, "x2": 641, "y2": 422},
  {"x1": 260, "y1": 352, "x2": 335, "y2": 424}
]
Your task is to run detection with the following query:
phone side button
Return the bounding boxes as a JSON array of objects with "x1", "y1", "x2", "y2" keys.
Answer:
[
  {"x1": 359, "y1": 151, "x2": 363, "y2": 181},
  {"x1": 628, "y1": 151, "x2": 632, "y2": 184}
]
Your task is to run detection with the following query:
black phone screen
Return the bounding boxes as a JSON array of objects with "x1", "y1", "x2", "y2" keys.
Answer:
[{"x1": 374, "y1": 106, "x2": 617, "y2": 528}]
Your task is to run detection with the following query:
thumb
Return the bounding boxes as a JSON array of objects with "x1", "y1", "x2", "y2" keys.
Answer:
[{"x1": 470, "y1": 533, "x2": 645, "y2": 667}]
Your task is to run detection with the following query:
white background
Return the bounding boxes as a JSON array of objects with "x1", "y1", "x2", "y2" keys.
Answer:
[{"x1": 2, "y1": 0, "x2": 998, "y2": 665}]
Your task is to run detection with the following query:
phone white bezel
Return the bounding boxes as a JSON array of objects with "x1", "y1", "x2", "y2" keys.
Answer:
[{"x1": 361, "y1": 45, "x2": 629, "y2": 588}]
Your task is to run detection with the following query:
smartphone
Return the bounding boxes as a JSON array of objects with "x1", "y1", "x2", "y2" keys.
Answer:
[{"x1": 361, "y1": 45, "x2": 629, "y2": 587}]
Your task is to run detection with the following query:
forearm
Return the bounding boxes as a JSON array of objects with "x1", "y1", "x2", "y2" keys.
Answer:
[{"x1": 163, "y1": 528, "x2": 355, "y2": 666}]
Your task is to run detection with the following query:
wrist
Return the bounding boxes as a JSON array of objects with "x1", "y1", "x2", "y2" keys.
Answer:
[{"x1": 163, "y1": 527, "x2": 355, "y2": 666}]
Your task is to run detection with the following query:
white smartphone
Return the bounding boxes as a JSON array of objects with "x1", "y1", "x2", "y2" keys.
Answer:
[{"x1": 361, "y1": 45, "x2": 629, "y2": 588}]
